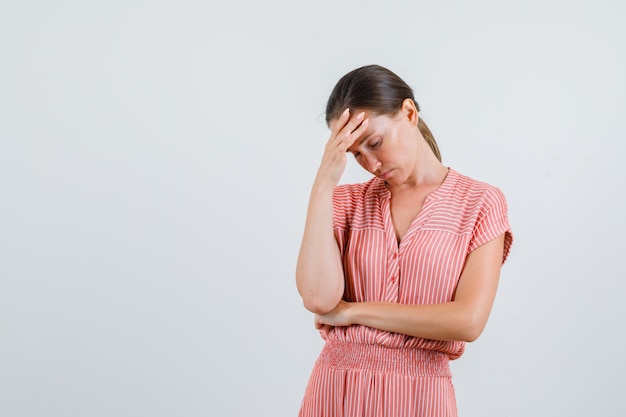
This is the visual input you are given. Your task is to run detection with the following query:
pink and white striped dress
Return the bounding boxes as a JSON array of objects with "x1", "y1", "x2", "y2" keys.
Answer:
[{"x1": 299, "y1": 168, "x2": 513, "y2": 417}]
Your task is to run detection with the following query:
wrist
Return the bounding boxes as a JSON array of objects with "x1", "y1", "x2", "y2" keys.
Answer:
[
  {"x1": 346, "y1": 301, "x2": 362, "y2": 326},
  {"x1": 313, "y1": 166, "x2": 343, "y2": 192}
]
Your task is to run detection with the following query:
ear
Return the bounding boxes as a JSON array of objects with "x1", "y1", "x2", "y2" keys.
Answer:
[{"x1": 400, "y1": 98, "x2": 419, "y2": 127}]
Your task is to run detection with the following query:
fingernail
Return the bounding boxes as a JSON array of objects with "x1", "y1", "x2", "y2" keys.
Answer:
[{"x1": 343, "y1": 108, "x2": 350, "y2": 115}]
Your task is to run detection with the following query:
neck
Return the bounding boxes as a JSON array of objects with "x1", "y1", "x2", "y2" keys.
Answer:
[{"x1": 386, "y1": 137, "x2": 448, "y2": 194}]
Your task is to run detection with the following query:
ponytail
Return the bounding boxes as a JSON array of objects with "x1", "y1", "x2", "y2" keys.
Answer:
[{"x1": 418, "y1": 118, "x2": 441, "y2": 162}]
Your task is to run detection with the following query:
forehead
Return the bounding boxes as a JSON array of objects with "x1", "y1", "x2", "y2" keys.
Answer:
[{"x1": 345, "y1": 114, "x2": 388, "y2": 153}]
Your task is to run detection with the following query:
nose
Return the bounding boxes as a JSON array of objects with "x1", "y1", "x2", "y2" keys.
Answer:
[{"x1": 363, "y1": 154, "x2": 380, "y2": 174}]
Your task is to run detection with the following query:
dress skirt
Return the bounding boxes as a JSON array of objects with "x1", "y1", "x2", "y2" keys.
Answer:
[{"x1": 299, "y1": 340, "x2": 457, "y2": 417}]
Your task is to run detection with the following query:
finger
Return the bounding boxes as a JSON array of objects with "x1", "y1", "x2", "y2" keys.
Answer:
[
  {"x1": 338, "y1": 114, "x2": 369, "y2": 151},
  {"x1": 330, "y1": 110, "x2": 360, "y2": 147},
  {"x1": 329, "y1": 108, "x2": 351, "y2": 135},
  {"x1": 345, "y1": 111, "x2": 366, "y2": 135},
  {"x1": 330, "y1": 111, "x2": 364, "y2": 148}
]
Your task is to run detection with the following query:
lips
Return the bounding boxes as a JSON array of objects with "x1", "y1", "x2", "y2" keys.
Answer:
[{"x1": 378, "y1": 170, "x2": 392, "y2": 180}]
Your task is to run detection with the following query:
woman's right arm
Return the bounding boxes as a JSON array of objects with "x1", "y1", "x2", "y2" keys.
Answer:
[{"x1": 296, "y1": 109, "x2": 369, "y2": 314}]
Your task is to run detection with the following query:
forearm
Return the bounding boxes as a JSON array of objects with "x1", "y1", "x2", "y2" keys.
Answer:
[
  {"x1": 339, "y1": 236, "x2": 506, "y2": 342},
  {"x1": 296, "y1": 109, "x2": 370, "y2": 314},
  {"x1": 296, "y1": 184, "x2": 344, "y2": 314},
  {"x1": 350, "y1": 301, "x2": 485, "y2": 342}
]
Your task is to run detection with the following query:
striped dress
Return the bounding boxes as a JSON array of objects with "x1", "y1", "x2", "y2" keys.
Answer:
[{"x1": 299, "y1": 168, "x2": 513, "y2": 417}]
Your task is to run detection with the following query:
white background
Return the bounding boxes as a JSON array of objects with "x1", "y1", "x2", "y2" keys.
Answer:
[{"x1": 1, "y1": 1, "x2": 625, "y2": 416}]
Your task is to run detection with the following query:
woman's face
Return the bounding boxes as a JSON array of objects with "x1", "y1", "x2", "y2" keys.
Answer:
[{"x1": 344, "y1": 109, "x2": 419, "y2": 185}]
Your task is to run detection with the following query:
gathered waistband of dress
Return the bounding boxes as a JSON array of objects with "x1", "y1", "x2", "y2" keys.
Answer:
[{"x1": 317, "y1": 340, "x2": 451, "y2": 377}]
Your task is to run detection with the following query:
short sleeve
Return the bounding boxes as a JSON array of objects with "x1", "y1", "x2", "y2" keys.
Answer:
[
  {"x1": 332, "y1": 185, "x2": 352, "y2": 258},
  {"x1": 468, "y1": 186, "x2": 513, "y2": 264}
]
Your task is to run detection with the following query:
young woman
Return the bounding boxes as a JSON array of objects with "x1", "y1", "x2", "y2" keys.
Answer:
[{"x1": 296, "y1": 65, "x2": 513, "y2": 417}]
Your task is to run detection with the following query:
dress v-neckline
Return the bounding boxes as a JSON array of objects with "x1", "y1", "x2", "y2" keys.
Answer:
[{"x1": 379, "y1": 168, "x2": 456, "y2": 248}]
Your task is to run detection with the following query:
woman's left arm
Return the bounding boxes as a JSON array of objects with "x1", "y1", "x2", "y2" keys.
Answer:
[{"x1": 315, "y1": 233, "x2": 506, "y2": 342}]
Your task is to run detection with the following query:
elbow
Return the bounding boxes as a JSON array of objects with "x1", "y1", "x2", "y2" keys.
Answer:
[
  {"x1": 461, "y1": 328, "x2": 482, "y2": 343},
  {"x1": 457, "y1": 315, "x2": 487, "y2": 343},
  {"x1": 296, "y1": 269, "x2": 344, "y2": 315},
  {"x1": 302, "y1": 296, "x2": 340, "y2": 315}
]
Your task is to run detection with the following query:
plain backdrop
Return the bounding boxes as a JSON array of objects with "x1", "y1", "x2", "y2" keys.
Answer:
[{"x1": 1, "y1": 1, "x2": 625, "y2": 416}]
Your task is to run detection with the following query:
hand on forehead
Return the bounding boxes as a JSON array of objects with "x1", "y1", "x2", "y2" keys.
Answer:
[{"x1": 329, "y1": 108, "x2": 371, "y2": 132}]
